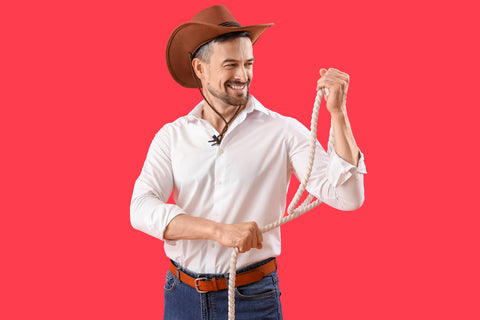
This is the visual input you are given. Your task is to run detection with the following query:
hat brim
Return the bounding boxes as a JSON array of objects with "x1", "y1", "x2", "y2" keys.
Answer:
[{"x1": 166, "y1": 22, "x2": 273, "y2": 88}]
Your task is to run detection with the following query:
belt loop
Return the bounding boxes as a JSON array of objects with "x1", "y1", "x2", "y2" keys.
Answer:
[{"x1": 176, "y1": 266, "x2": 181, "y2": 283}]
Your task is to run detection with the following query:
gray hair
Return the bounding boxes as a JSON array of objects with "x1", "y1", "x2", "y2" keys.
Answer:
[{"x1": 192, "y1": 31, "x2": 252, "y2": 63}]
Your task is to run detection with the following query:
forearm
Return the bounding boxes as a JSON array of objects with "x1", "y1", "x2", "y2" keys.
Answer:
[
  {"x1": 164, "y1": 214, "x2": 263, "y2": 252},
  {"x1": 164, "y1": 214, "x2": 219, "y2": 241},
  {"x1": 331, "y1": 109, "x2": 360, "y2": 167}
]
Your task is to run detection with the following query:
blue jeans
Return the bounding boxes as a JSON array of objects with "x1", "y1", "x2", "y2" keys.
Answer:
[{"x1": 164, "y1": 258, "x2": 283, "y2": 320}]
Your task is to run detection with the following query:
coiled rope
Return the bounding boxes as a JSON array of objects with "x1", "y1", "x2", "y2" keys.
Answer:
[{"x1": 227, "y1": 88, "x2": 331, "y2": 319}]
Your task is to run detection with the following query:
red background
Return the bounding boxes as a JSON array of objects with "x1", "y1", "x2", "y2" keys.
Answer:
[{"x1": 1, "y1": 0, "x2": 479, "y2": 319}]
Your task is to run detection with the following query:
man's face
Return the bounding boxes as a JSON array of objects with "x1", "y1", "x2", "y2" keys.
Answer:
[{"x1": 202, "y1": 37, "x2": 254, "y2": 107}]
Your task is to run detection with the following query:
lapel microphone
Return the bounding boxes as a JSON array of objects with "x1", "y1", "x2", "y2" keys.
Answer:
[{"x1": 208, "y1": 135, "x2": 222, "y2": 146}]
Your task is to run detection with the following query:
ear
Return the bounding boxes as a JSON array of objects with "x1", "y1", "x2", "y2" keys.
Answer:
[{"x1": 192, "y1": 58, "x2": 206, "y2": 80}]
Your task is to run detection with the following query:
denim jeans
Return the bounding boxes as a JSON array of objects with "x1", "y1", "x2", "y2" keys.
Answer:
[{"x1": 164, "y1": 258, "x2": 283, "y2": 320}]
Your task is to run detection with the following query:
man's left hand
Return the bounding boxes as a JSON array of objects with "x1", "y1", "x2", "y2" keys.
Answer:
[{"x1": 316, "y1": 68, "x2": 350, "y2": 115}]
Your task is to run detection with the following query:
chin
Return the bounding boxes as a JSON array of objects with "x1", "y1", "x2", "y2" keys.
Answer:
[{"x1": 231, "y1": 95, "x2": 249, "y2": 107}]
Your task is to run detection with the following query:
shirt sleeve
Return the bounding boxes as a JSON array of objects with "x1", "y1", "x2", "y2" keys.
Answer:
[
  {"x1": 130, "y1": 125, "x2": 185, "y2": 242},
  {"x1": 287, "y1": 118, "x2": 367, "y2": 211}
]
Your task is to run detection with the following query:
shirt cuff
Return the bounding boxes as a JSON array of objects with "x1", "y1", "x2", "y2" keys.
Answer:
[
  {"x1": 160, "y1": 205, "x2": 185, "y2": 246},
  {"x1": 327, "y1": 149, "x2": 367, "y2": 187}
]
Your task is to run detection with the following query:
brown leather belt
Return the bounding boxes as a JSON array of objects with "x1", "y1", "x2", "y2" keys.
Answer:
[{"x1": 169, "y1": 258, "x2": 277, "y2": 293}]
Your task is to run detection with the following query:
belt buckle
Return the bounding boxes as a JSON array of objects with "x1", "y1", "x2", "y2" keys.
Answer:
[{"x1": 194, "y1": 277, "x2": 208, "y2": 293}]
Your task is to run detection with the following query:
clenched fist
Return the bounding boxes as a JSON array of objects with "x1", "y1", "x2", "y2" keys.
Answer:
[
  {"x1": 316, "y1": 68, "x2": 350, "y2": 115},
  {"x1": 214, "y1": 221, "x2": 263, "y2": 253}
]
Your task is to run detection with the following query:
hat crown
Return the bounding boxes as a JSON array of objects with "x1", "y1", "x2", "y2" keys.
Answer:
[
  {"x1": 191, "y1": 5, "x2": 240, "y2": 25},
  {"x1": 166, "y1": 5, "x2": 272, "y2": 88}
]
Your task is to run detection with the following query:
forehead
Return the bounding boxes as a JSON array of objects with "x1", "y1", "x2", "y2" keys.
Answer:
[{"x1": 209, "y1": 37, "x2": 254, "y2": 62}]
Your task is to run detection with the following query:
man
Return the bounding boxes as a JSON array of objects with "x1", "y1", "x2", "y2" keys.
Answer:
[{"x1": 131, "y1": 5, "x2": 366, "y2": 320}]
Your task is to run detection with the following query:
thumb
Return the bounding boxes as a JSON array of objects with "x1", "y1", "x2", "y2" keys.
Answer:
[{"x1": 319, "y1": 68, "x2": 327, "y2": 77}]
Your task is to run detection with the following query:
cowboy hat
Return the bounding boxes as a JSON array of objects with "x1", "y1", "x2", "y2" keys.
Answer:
[{"x1": 166, "y1": 5, "x2": 273, "y2": 88}]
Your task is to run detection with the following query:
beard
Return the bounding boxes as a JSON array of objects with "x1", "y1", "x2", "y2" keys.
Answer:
[{"x1": 206, "y1": 80, "x2": 250, "y2": 107}]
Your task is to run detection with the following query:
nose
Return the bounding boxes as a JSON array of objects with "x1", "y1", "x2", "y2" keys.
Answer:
[{"x1": 234, "y1": 65, "x2": 248, "y2": 83}]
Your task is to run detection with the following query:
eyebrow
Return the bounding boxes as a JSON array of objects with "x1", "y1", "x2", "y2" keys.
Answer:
[{"x1": 222, "y1": 58, "x2": 255, "y2": 64}]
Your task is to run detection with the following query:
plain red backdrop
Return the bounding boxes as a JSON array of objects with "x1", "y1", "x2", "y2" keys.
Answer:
[{"x1": 1, "y1": 0, "x2": 479, "y2": 319}]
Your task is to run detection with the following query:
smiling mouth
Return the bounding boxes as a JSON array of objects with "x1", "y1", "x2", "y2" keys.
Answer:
[{"x1": 227, "y1": 83, "x2": 247, "y2": 91}]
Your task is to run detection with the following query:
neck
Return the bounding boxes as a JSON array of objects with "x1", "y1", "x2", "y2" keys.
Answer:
[
  {"x1": 201, "y1": 93, "x2": 247, "y2": 134},
  {"x1": 202, "y1": 103, "x2": 245, "y2": 134}
]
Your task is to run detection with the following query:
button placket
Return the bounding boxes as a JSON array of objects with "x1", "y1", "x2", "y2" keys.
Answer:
[{"x1": 214, "y1": 147, "x2": 225, "y2": 187}]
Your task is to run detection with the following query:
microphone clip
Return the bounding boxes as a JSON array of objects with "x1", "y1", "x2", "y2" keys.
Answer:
[{"x1": 208, "y1": 134, "x2": 222, "y2": 146}]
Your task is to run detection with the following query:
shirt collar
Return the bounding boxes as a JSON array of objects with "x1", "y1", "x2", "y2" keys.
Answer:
[{"x1": 185, "y1": 95, "x2": 270, "y2": 123}]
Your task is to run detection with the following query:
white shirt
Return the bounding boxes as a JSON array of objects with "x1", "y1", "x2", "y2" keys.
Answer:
[{"x1": 130, "y1": 96, "x2": 367, "y2": 274}]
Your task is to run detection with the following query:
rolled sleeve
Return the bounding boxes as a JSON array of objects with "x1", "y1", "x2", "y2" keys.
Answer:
[
  {"x1": 130, "y1": 181, "x2": 184, "y2": 242},
  {"x1": 130, "y1": 125, "x2": 184, "y2": 242},
  {"x1": 327, "y1": 148, "x2": 367, "y2": 188}
]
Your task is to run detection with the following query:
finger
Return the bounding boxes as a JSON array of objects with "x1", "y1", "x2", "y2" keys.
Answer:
[
  {"x1": 328, "y1": 68, "x2": 346, "y2": 76},
  {"x1": 323, "y1": 87, "x2": 330, "y2": 97},
  {"x1": 328, "y1": 68, "x2": 350, "y2": 82},
  {"x1": 235, "y1": 236, "x2": 247, "y2": 253},
  {"x1": 238, "y1": 239, "x2": 246, "y2": 253},
  {"x1": 317, "y1": 85, "x2": 330, "y2": 97},
  {"x1": 257, "y1": 228, "x2": 263, "y2": 244},
  {"x1": 316, "y1": 78, "x2": 325, "y2": 91},
  {"x1": 319, "y1": 68, "x2": 327, "y2": 77},
  {"x1": 321, "y1": 76, "x2": 347, "y2": 90},
  {"x1": 232, "y1": 238, "x2": 243, "y2": 252},
  {"x1": 256, "y1": 241, "x2": 262, "y2": 249},
  {"x1": 336, "y1": 73, "x2": 350, "y2": 84},
  {"x1": 317, "y1": 83, "x2": 330, "y2": 97},
  {"x1": 328, "y1": 67, "x2": 340, "y2": 73},
  {"x1": 256, "y1": 229, "x2": 263, "y2": 249},
  {"x1": 249, "y1": 231, "x2": 257, "y2": 252}
]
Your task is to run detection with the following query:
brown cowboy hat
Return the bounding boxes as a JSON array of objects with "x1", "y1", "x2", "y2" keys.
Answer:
[{"x1": 166, "y1": 5, "x2": 273, "y2": 88}]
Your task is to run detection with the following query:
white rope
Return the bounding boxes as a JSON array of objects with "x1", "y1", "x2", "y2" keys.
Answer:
[{"x1": 227, "y1": 88, "x2": 332, "y2": 319}]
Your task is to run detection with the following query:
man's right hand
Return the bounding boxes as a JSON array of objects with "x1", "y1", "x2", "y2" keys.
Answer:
[
  {"x1": 214, "y1": 221, "x2": 263, "y2": 253},
  {"x1": 164, "y1": 215, "x2": 263, "y2": 253}
]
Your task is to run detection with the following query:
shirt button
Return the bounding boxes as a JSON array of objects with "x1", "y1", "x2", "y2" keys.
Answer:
[
  {"x1": 219, "y1": 149, "x2": 224, "y2": 154},
  {"x1": 217, "y1": 180, "x2": 222, "y2": 185},
  {"x1": 211, "y1": 244, "x2": 215, "y2": 248}
]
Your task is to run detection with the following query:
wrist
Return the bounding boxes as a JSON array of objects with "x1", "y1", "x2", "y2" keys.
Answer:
[
  {"x1": 210, "y1": 222, "x2": 224, "y2": 242},
  {"x1": 330, "y1": 108, "x2": 347, "y2": 120}
]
